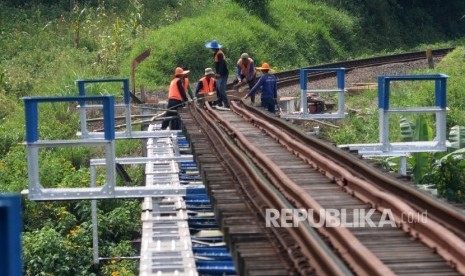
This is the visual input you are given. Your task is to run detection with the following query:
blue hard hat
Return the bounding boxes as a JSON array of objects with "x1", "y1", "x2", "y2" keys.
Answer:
[{"x1": 205, "y1": 40, "x2": 222, "y2": 49}]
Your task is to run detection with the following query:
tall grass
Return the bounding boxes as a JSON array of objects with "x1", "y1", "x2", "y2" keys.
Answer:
[{"x1": 126, "y1": 0, "x2": 358, "y2": 89}]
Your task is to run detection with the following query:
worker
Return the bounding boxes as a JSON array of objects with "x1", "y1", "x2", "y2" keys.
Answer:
[
  {"x1": 205, "y1": 39, "x2": 230, "y2": 110},
  {"x1": 233, "y1": 53, "x2": 257, "y2": 104},
  {"x1": 243, "y1": 63, "x2": 278, "y2": 113},
  {"x1": 195, "y1": 68, "x2": 217, "y2": 106},
  {"x1": 161, "y1": 67, "x2": 189, "y2": 130},
  {"x1": 182, "y1": 66, "x2": 195, "y2": 101}
]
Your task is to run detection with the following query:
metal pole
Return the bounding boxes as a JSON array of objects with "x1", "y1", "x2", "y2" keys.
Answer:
[
  {"x1": 399, "y1": 156, "x2": 407, "y2": 176},
  {"x1": 91, "y1": 166, "x2": 99, "y2": 265}
]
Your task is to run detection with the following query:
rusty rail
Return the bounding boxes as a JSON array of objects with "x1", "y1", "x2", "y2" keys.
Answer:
[
  {"x1": 230, "y1": 100, "x2": 465, "y2": 274},
  {"x1": 187, "y1": 103, "x2": 354, "y2": 275}
]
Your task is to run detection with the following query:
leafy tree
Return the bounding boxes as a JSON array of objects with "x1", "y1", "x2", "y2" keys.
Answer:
[{"x1": 23, "y1": 226, "x2": 94, "y2": 276}]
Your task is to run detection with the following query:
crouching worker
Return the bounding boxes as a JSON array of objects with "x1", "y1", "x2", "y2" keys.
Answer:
[
  {"x1": 233, "y1": 53, "x2": 256, "y2": 104},
  {"x1": 161, "y1": 67, "x2": 189, "y2": 130},
  {"x1": 243, "y1": 63, "x2": 278, "y2": 113},
  {"x1": 195, "y1": 68, "x2": 217, "y2": 106}
]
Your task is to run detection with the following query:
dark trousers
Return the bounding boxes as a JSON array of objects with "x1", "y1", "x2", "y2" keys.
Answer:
[
  {"x1": 261, "y1": 98, "x2": 276, "y2": 114},
  {"x1": 246, "y1": 75, "x2": 257, "y2": 103},
  {"x1": 161, "y1": 99, "x2": 182, "y2": 130},
  {"x1": 216, "y1": 74, "x2": 229, "y2": 108}
]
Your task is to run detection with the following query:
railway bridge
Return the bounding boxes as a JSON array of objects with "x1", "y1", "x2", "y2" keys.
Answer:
[{"x1": 6, "y1": 48, "x2": 465, "y2": 276}]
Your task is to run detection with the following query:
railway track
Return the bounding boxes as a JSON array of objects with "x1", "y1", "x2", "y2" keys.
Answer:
[
  {"x1": 214, "y1": 48, "x2": 454, "y2": 104},
  {"x1": 269, "y1": 48, "x2": 453, "y2": 89},
  {"x1": 179, "y1": 99, "x2": 465, "y2": 275}
]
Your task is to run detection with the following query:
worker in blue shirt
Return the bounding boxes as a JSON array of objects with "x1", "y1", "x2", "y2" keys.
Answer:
[{"x1": 243, "y1": 63, "x2": 278, "y2": 113}]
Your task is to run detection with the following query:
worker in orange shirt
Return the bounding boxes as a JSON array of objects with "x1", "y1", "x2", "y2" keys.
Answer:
[
  {"x1": 233, "y1": 53, "x2": 257, "y2": 104},
  {"x1": 161, "y1": 67, "x2": 189, "y2": 130},
  {"x1": 195, "y1": 68, "x2": 217, "y2": 106}
]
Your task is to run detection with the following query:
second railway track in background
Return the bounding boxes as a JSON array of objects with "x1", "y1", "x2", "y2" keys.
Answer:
[
  {"x1": 179, "y1": 94, "x2": 465, "y2": 275},
  {"x1": 271, "y1": 48, "x2": 454, "y2": 89},
  {"x1": 197, "y1": 48, "x2": 453, "y2": 107}
]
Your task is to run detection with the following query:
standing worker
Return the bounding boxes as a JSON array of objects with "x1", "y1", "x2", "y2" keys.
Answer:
[
  {"x1": 233, "y1": 53, "x2": 257, "y2": 104},
  {"x1": 205, "y1": 39, "x2": 230, "y2": 110},
  {"x1": 161, "y1": 67, "x2": 189, "y2": 130},
  {"x1": 243, "y1": 63, "x2": 278, "y2": 113}
]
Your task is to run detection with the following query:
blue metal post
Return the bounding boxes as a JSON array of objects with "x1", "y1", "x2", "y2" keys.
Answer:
[
  {"x1": 24, "y1": 99, "x2": 39, "y2": 143},
  {"x1": 77, "y1": 80, "x2": 86, "y2": 96},
  {"x1": 123, "y1": 79, "x2": 130, "y2": 105},
  {"x1": 102, "y1": 97, "x2": 115, "y2": 141},
  {"x1": 336, "y1": 68, "x2": 345, "y2": 90},
  {"x1": 384, "y1": 80, "x2": 391, "y2": 111},
  {"x1": 300, "y1": 69, "x2": 307, "y2": 92},
  {"x1": 300, "y1": 69, "x2": 308, "y2": 115},
  {"x1": 436, "y1": 78, "x2": 447, "y2": 108},
  {"x1": 0, "y1": 195, "x2": 22, "y2": 276},
  {"x1": 378, "y1": 77, "x2": 384, "y2": 109}
]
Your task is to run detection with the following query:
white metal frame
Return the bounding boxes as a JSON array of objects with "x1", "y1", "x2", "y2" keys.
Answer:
[
  {"x1": 76, "y1": 78, "x2": 172, "y2": 139},
  {"x1": 339, "y1": 74, "x2": 449, "y2": 175},
  {"x1": 281, "y1": 68, "x2": 347, "y2": 120}
]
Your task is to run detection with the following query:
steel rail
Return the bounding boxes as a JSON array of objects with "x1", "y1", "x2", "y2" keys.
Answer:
[
  {"x1": 187, "y1": 103, "x2": 354, "y2": 276},
  {"x1": 231, "y1": 100, "x2": 465, "y2": 274},
  {"x1": 221, "y1": 101, "x2": 397, "y2": 276},
  {"x1": 225, "y1": 47, "x2": 454, "y2": 90},
  {"x1": 242, "y1": 100, "x2": 465, "y2": 241},
  {"x1": 274, "y1": 48, "x2": 453, "y2": 80}
]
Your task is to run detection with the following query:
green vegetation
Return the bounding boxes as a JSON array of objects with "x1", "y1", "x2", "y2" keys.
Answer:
[
  {"x1": 327, "y1": 48, "x2": 465, "y2": 203},
  {"x1": 128, "y1": 0, "x2": 358, "y2": 87},
  {"x1": 0, "y1": 0, "x2": 464, "y2": 274}
]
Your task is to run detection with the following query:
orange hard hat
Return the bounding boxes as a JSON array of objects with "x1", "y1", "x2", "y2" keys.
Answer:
[
  {"x1": 174, "y1": 67, "x2": 190, "y2": 76},
  {"x1": 256, "y1": 63, "x2": 271, "y2": 70}
]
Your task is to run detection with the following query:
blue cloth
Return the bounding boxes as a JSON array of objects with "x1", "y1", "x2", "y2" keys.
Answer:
[
  {"x1": 247, "y1": 74, "x2": 277, "y2": 99},
  {"x1": 205, "y1": 40, "x2": 222, "y2": 49}
]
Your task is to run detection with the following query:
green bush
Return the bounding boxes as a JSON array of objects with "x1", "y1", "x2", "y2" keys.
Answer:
[
  {"x1": 0, "y1": 146, "x2": 28, "y2": 192},
  {"x1": 99, "y1": 200, "x2": 141, "y2": 241},
  {"x1": 23, "y1": 226, "x2": 94, "y2": 276},
  {"x1": 424, "y1": 149, "x2": 465, "y2": 203}
]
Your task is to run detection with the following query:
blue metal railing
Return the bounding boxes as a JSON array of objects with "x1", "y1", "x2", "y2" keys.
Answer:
[
  {"x1": 378, "y1": 74, "x2": 448, "y2": 110},
  {"x1": 76, "y1": 78, "x2": 130, "y2": 105},
  {"x1": 0, "y1": 195, "x2": 22, "y2": 276},
  {"x1": 300, "y1": 67, "x2": 346, "y2": 92},
  {"x1": 23, "y1": 96, "x2": 115, "y2": 142}
]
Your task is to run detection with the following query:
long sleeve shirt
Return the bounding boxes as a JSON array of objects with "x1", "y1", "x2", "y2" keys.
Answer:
[
  {"x1": 185, "y1": 78, "x2": 194, "y2": 100},
  {"x1": 195, "y1": 78, "x2": 218, "y2": 96},
  {"x1": 176, "y1": 78, "x2": 188, "y2": 102},
  {"x1": 214, "y1": 50, "x2": 229, "y2": 77},
  {"x1": 236, "y1": 60, "x2": 255, "y2": 81},
  {"x1": 247, "y1": 74, "x2": 277, "y2": 99}
]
